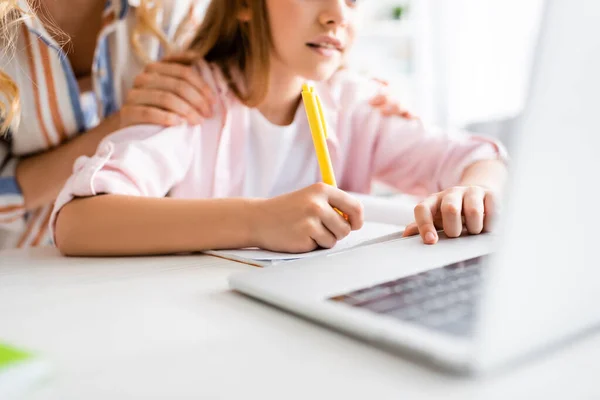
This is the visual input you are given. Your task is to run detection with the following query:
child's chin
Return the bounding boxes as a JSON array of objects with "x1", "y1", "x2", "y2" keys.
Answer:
[{"x1": 304, "y1": 65, "x2": 341, "y2": 82}]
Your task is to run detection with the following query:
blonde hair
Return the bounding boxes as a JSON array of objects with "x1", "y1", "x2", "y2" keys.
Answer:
[
  {"x1": 0, "y1": 0, "x2": 176, "y2": 134},
  {"x1": 131, "y1": 0, "x2": 173, "y2": 63},
  {"x1": 188, "y1": 0, "x2": 271, "y2": 107},
  {"x1": 0, "y1": 0, "x2": 27, "y2": 134}
]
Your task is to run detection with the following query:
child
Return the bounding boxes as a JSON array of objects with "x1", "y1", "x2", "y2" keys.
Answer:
[{"x1": 51, "y1": 0, "x2": 507, "y2": 257}]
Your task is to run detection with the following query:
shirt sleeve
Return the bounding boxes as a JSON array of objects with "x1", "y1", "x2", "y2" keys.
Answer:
[
  {"x1": 0, "y1": 134, "x2": 27, "y2": 231},
  {"x1": 369, "y1": 115, "x2": 508, "y2": 196},
  {"x1": 49, "y1": 123, "x2": 198, "y2": 240}
]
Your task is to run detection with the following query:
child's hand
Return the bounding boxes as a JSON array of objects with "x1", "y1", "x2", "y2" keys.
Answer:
[
  {"x1": 402, "y1": 186, "x2": 499, "y2": 244},
  {"x1": 252, "y1": 183, "x2": 364, "y2": 253}
]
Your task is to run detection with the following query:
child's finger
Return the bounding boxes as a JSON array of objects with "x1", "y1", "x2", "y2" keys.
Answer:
[
  {"x1": 414, "y1": 194, "x2": 441, "y2": 244},
  {"x1": 325, "y1": 188, "x2": 364, "y2": 231},
  {"x1": 440, "y1": 190, "x2": 464, "y2": 238},
  {"x1": 402, "y1": 222, "x2": 420, "y2": 237},
  {"x1": 483, "y1": 191, "x2": 499, "y2": 232},
  {"x1": 463, "y1": 186, "x2": 486, "y2": 234}
]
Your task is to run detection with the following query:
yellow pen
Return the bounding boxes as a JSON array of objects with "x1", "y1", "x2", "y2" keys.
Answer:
[{"x1": 301, "y1": 83, "x2": 348, "y2": 220}]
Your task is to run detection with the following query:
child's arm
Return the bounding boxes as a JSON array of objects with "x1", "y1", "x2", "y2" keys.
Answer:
[
  {"x1": 361, "y1": 108, "x2": 508, "y2": 244},
  {"x1": 55, "y1": 195, "x2": 256, "y2": 256},
  {"x1": 55, "y1": 184, "x2": 364, "y2": 257}
]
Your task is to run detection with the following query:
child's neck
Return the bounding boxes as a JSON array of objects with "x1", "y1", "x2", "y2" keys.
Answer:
[{"x1": 256, "y1": 63, "x2": 305, "y2": 127}]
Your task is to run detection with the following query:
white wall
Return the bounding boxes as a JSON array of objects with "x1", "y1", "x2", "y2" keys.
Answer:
[
  {"x1": 349, "y1": 0, "x2": 545, "y2": 130},
  {"x1": 431, "y1": 0, "x2": 544, "y2": 128}
]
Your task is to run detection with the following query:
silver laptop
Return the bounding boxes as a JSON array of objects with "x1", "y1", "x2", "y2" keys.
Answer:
[{"x1": 228, "y1": 0, "x2": 600, "y2": 375}]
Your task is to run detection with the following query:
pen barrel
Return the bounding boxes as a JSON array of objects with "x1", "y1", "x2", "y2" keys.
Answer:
[{"x1": 301, "y1": 91, "x2": 337, "y2": 187}]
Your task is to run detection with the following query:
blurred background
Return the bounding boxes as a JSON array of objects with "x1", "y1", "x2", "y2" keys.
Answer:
[
  {"x1": 349, "y1": 0, "x2": 544, "y2": 195},
  {"x1": 349, "y1": 0, "x2": 544, "y2": 143}
]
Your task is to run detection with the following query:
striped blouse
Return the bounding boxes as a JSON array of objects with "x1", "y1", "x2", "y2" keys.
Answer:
[{"x1": 0, "y1": 0, "x2": 204, "y2": 249}]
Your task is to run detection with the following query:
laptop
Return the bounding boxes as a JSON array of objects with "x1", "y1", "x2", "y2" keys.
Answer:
[{"x1": 228, "y1": 0, "x2": 600, "y2": 375}]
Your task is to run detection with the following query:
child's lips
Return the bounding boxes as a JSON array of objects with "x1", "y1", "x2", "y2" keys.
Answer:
[
  {"x1": 307, "y1": 44, "x2": 339, "y2": 58},
  {"x1": 306, "y1": 35, "x2": 344, "y2": 52},
  {"x1": 306, "y1": 42, "x2": 343, "y2": 58}
]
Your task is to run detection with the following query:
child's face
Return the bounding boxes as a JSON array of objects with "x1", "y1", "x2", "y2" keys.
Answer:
[{"x1": 265, "y1": 0, "x2": 358, "y2": 81}]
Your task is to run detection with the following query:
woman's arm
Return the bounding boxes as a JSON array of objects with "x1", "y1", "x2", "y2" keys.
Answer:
[
  {"x1": 55, "y1": 195, "x2": 257, "y2": 256},
  {"x1": 15, "y1": 114, "x2": 121, "y2": 210},
  {"x1": 14, "y1": 56, "x2": 215, "y2": 212}
]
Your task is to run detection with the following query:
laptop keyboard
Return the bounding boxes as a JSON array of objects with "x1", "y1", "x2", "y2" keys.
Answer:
[{"x1": 328, "y1": 255, "x2": 487, "y2": 337}]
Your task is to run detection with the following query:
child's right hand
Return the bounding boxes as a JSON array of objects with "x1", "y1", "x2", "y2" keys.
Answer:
[{"x1": 251, "y1": 183, "x2": 364, "y2": 254}]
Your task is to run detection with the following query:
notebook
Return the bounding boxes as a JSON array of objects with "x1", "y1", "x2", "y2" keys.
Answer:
[
  {"x1": 205, "y1": 221, "x2": 405, "y2": 267},
  {"x1": 0, "y1": 342, "x2": 51, "y2": 399}
]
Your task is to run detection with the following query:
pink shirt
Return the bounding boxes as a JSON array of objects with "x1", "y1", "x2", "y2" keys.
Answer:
[{"x1": 49, "y1": 61, "x2": 507, "y2": 240}]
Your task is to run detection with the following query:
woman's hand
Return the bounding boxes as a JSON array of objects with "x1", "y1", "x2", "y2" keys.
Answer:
[
  {"x1": 369, "y1": 93, "x2": 417, "y2": 119},
  {"x1": 251, "y1": 183, "x2": 364, "y2": 253},
  {"x1": 369, "y1": 78, "x2": 417, "y2": 119},
  {"x1": 402, "y1": 185, "x2": 499, "y2": 244},
  {"x1": 118, "y1": 52, "x2": 216, "y2": 129}
]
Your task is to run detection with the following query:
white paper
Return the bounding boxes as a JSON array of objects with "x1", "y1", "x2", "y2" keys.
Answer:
[{"x1": 206, "y1": 221, "x2": 404, "y2": 263}]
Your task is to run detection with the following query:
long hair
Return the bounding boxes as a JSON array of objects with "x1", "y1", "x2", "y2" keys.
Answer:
[
  {"x1": 187, "y1": 0, "x2": 271, "y2": 107},
  {"x1": 0, "y1": 0, "x2": 174, "y2": 135},
  {"x1": 0, "y1": 0, "x2": 26, "y2": 134}
]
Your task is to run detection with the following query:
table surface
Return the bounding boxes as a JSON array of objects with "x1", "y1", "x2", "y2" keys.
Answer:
[{"x1": 1, "y1": 245, "x2": 599, "y2": 400}]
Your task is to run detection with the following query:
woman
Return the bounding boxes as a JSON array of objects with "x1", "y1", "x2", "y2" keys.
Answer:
[{"x1": 0, "y1": 0, "x2": 413, "y2": 249}]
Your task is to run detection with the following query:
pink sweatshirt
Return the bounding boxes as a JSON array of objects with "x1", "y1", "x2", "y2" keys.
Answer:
[{"x1": 49, "y1": 61, "x2": 507, "y2": 240}]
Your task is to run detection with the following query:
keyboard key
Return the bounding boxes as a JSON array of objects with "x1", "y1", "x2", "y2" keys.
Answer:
[{"x1": 328, "y1": 255, "x2": 488, "y2": 337}]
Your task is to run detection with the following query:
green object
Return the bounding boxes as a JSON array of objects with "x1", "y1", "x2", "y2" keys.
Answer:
[
  {"x1": 0, "y1": 342, "x2": 50, "y2": 397},
  {"x1": 393, "y1": 6, "x2": 404, "y2": 19},
  {"x1": 0, "y1": 343, "x2": 32, "y2": 368}
]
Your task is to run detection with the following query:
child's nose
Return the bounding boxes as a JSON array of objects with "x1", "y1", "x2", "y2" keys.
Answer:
[{"x1": 318, "y1": 0, "x2": 350, "y2": 28}]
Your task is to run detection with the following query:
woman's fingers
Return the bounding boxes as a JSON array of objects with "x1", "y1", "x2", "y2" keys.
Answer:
[
  {"x1": 133, "y1": 75, "x2": 208, "y2": 121},
  {"x1": 127, "y1": 89, "x2": 200, "y2": 123},
  {"x1": 144, "y1": 62, "x2": 215, "y2": 116},
  {"x1": 440, "y1": 189, "x2": 464, "y2": 238},
  {"x1": 161, "y1": 50, "x2": 202, "y2": 65},
  {"x1": 414, "y1": 194, "x2": 442, "y2": 244},
  {"x1": 463, "y1": 186, "x2": 486, "y2": 234},
  {"x1": 369, "y1": 94, "x2": 387, "y2": 106},
  {"x1": 120, "y1": 105, "x2": 183, "y2": 127},
  {"x1": 369, "y1": 93, "x2": 416, "y2": 119}
]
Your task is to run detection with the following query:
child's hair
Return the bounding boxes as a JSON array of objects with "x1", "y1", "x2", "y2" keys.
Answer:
[
  {"x1": 187, "y1": 0, "x2": 272, "y2": 107},
  {"x1": 0, "y1": 0, "x2": 184, "y2": 135}
]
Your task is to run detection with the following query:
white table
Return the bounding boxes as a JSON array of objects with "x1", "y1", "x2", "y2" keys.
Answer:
[{"x1": 1, "y1": 246, "x2": 599, "y2": 399}]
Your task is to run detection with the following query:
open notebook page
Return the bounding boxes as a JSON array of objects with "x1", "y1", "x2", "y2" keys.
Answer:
[{"x1": 205, "y1": 221, "x2": 405, "y2": 265}]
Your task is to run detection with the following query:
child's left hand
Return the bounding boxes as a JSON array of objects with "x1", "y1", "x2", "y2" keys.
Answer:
[{"x1": 401, "y1": 185, "x2": 499, "y2": 245}]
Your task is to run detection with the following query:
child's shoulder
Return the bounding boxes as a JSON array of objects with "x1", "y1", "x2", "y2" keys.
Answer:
[
  {"x1": 191, "y1": 59, "x2": 232, "y2": 97},
  {"x1": 316, "y1": 68, "x2": 384, "y2": 110}
]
